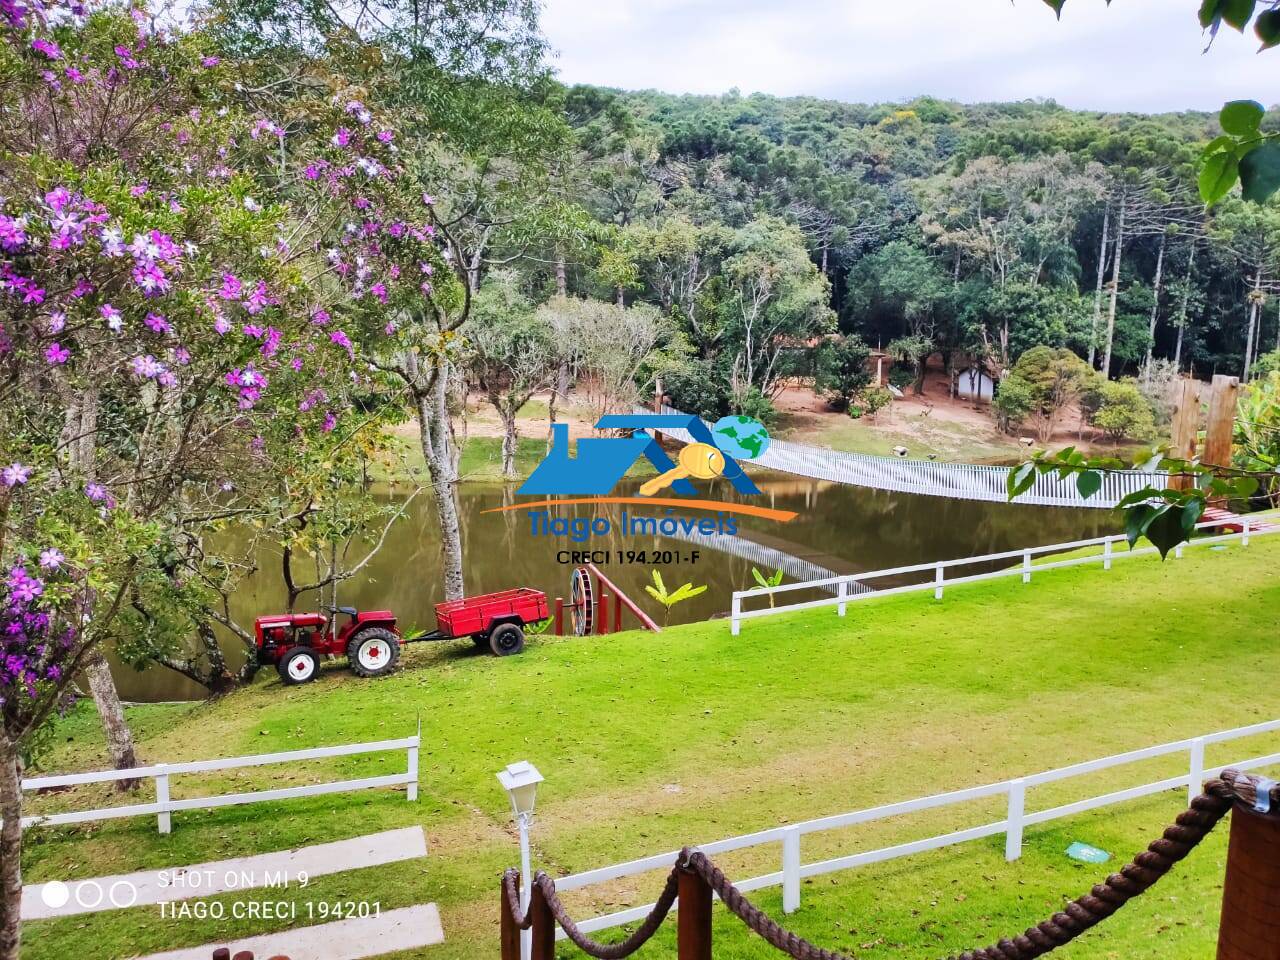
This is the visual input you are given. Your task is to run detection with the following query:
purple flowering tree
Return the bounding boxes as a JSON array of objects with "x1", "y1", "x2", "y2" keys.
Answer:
[{"x1": 0, "y1": 5, "x2": 450, "y2": 954}]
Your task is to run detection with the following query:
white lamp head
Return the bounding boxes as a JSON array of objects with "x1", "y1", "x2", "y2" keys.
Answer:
[{"x1": 497, "y1": 761, "x2": 544, "y2": 820}]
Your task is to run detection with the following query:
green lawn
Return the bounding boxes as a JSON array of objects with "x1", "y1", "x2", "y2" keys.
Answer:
[{"x1": 19, "y1": 537, "x2": 1280, "y2": 960}]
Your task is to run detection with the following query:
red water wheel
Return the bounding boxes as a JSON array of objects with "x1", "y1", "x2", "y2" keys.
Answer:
[{"x1": 569, "y1": 566, "x2": 595, "y2": 636}]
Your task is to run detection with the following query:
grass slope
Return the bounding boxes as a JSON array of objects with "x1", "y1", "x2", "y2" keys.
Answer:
[{"x1": 19, "y1": 538, "x2": 1280, "y2": 960}]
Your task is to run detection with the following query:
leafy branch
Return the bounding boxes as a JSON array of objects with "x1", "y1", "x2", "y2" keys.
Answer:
[{"x1": 1008, "y1": 445, "x2": 1271, "y2": 556}]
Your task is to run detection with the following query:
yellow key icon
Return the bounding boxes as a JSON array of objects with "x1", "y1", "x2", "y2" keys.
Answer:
[{"x1": 638, "y1": 442, "x2": 726, "y2": 496}]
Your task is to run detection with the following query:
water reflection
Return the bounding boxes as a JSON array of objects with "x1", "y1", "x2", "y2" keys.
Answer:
[{"x1": 111, "y1": 470, "x2": 1115, "y2": 701}]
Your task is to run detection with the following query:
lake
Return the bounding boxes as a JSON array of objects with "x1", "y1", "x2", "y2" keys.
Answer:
[{"x1": 109, "y1": 470, "x2": 1115, "y2": 701}]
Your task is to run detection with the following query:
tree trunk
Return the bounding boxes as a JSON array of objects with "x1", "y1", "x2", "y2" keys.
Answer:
[
  {"x1": 412, "y1": 365, "x2": 465, "y2": 601},
  {"x1": 1174, "y1": 243, "x2": 1196, "y2": 371},
  {"x1": 555, "y1": 252, "x2": 567, "y2": 297},
  {"x1": 1102, "y1": 197, "x2": 1126, "y2": 378},
  {"x1": 615, "y1": 286, "x2": 625, "y2": 308},
  {"x1": 1244, "y1": 273, "x2": 1262, "y2": 382},
  {"x1": 1144, "y1": 232, "x2": 1166, "y2": 372},
  {"x1": 68, "y1": 386, "x2": 139, "y2": 785},
  {"x1": 0, "y1": 733, "x2": 22, "y2": 960},
  {"x1": 500, "y1": 408, "x2": 519, "y2": 480},
  {"x1": 1089, "y1": 198, "x2": 1111, "y2": 370},
  {"x1": 85, "y1": 650, "x2": 140, "y2": 787}
]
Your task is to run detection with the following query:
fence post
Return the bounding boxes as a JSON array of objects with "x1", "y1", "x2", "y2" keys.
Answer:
[
  {"x1": 934, "y1": 563, "x2": 944, "y2": 601},
  {"x1": 1103, "y1": 538, "x2": 1113, "y2": 571},
  {"x1": 731, "y1": 593, "x2": 741, "y2": 637},
  {"x1": 1005, "y1": 779, "x2": 1026, "y2": 861},
  {"x1": 529, "y1": 880, "x2": 555, "y2": 960},
  {"x1": 596, "y1": 589, "x2": 609, "y2": 635},
  {"x1": 1175, "y1": 542, "x2": 1184, "y2": 559},
  {"x1": 1188, "y1": 737, "x2": 1205, "y2": 806},
  {"x1": 782, "y1": 827, "x2": 801, "y2": 914},
  {"x1": 1022, "y1": 550, "x2": 1031, "y2": 584},
  {"x1": 500, "y1": 874, "x2": 521, "y2": 960},
  {"x1": 677, "y1": 865, "x2": 713, "y2": 960},
  {"x1": 1216, "y1": 790, "x2": 1280, "y2": 959},
  {"x1": 406, "y1": 738, "x2": 419, "y2": 803},
  {"x1": 837, "y1": 579, "x2": 848, "y2": 617},
  {"x1": 1242, "y1": 518, "x2": 1250, "y2": 547},
  {"x1": 155, "y1": 764, "x2": 171, "y2": 835},
  {"x1": 554, "y1": 598, "x2": 564, "y2": 636}
]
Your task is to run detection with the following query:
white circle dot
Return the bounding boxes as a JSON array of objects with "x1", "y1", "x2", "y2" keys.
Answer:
[
  {"x1": 75, "y1": 880, "x2": 104, "y2": 909},
  {"x1": 108, "y1": 881, "x2": 138, "y2": 909},
  {"x1": 40, "y1": 881, "x2": 70, "y2": 909}
]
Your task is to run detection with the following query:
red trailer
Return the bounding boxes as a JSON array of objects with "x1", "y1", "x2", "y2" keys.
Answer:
[{"x1": 255, "y1": 588, "x2": 550, "y2": 685}]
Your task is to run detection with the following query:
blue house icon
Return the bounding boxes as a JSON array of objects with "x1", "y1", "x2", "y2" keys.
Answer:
[{"x1": 517, "y1": 415, "x2": 761, "y2": 497}]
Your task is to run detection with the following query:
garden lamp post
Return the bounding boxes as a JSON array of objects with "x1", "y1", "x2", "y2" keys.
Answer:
[{"x1": 498, "y1": 761, "x2": 544, "y2": 960}]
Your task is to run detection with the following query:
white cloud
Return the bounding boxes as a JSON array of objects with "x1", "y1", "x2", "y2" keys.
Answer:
[{"x1": 540, "y1": 0, "x2": 1276, "y2": 112}]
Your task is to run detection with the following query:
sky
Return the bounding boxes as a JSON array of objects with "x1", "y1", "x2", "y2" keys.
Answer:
[{"x1": 539, "y1": 0, "x2": 1276, "y2": 114}]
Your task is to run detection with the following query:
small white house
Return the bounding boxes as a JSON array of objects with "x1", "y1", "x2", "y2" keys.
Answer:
[{"x1": 956, "y1": 367, "x2": 995, "y2": 402}]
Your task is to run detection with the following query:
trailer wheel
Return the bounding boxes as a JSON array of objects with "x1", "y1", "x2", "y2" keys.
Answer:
[
  {"x1": 347, "y1": 628, "x2": 401, "y2": 678},
  {"x1": 489, "y1": 622, "x2": 525, "y2": 656},
  {"x1": 278, "y1": 646, "x2": 321, "y2": 685}
]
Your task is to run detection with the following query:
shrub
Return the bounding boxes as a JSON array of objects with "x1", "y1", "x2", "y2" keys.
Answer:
[
  {"x1": 1254, "y1": 349, "x2": 1280, "y2": 378},
  {"x1": 814, "y1": 335, "x2": 872, "y2": 411},
  {"x1": 993, "y1": 376, "x2": 1034, "y2": 433},
  {"x1": 861, "y1": 386, "x2": 892, "y2": 421},
  {"x1": 1091, "y1": 381, "x2": 1157, "y2": 441}
]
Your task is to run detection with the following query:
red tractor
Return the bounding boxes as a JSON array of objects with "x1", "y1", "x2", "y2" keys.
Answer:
[{"x1": 254, "y1": 588, "x2": 550, "y2": 686}]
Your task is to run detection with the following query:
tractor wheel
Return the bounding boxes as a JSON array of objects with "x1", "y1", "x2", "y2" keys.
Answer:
[
  {"x1": 278, "y1": 646, "x2": 321, "y2": 685},
  {"x1": 347, "y1": 627, "x2": 401, "y2": 679},
  {"x1": 488, "y1": 622, "x2": 525, "y2": 657}
]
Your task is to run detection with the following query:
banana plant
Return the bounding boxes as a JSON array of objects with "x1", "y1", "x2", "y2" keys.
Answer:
[
  {"x1": 751, "y1": 566, "x2": 785, "y2": 607},
  {"x1": 525, "y1": 616, "x2": 553, "y2": 636},
  {"x1": 644, "y1": 569, "x2": 708, "y2": 624}
]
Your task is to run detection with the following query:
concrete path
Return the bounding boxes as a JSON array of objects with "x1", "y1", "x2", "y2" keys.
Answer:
[
  {"x1": 23, "y1": 826, "x2": 427, "y2": 920},
  {"x1": 132, "y1": 903, "x2": 445, "y2": 960}
]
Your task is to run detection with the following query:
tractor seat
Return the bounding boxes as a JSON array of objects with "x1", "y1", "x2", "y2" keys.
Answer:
[{"x1": 338, "y1": 605, "x2": 358, "y2": 616}]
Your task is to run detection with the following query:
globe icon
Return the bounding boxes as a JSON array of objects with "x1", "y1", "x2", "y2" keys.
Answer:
[{"x1": 711, "y1": 415, "x2": 771, "y2": 460}]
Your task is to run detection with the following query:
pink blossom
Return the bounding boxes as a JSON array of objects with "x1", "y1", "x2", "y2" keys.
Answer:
[
  {"x1": 100, "y1": 303, "x2": 123, "y2": 331},
  {"x1": 144, "y1": 312, "x2": 170, "y2": 334},
  {"x1": 218, "y1": 273, "x2": 242, "y2": 300},
  {"x1": 213, "y1": 315, "x2": 231, "y2": 335},
  {"x1": 329, "y1": 330, "x2": 353, "y2": 355},
  {"x1": 332, "y1": 127, "x2": 352, "y2": 148},
  {"x1": 31, "y1": 37, "x2": 61, "y2": 59},
  {"x1": 201, "y1": 56, "x2": 220, "y2": 67},
  {"x1": 2, "y1": 463, "x2": 32, "y2": 487},
  {"x1": 44, "y1": 342, "x2": 70, "y2": 365},
  {"x1": 39, "y1": 548, "x2": 64, "y2": 571},
  {"x1": 130, "y1": 355, "x2": 165, "y2": 379},
  {"x1": 322, "y1": 411, "x2": 338, "y2": 432}
]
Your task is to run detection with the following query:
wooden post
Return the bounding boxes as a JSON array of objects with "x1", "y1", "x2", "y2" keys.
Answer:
[
  {"x1": 613, "y1": 593, "x2": 623, "y2": 633},
  {"x1": 529, "y1": 880, "x2": 556, "y2": 960},
  {"x1": 1217, "y1": 803, "x2": 1280, "y2": 959},
  {"x1": 1203, "y1": 375, "x2": 1240, "y2": 506},
  {"x1": 596, "y1": 589, "x2": 609, "y2": 634},
  {"x1": 553, "y1": 597, "x2": 564, "y2": 637},
  {"x1": 499, "y1": 875, "x2": 521, "y2": 960},
  {"x1": 1168, "y1": 378, "x2": 1203, "y2": 491},
  {"x1": 677, "y1": 867, "x2": 713, "y2": 960}
]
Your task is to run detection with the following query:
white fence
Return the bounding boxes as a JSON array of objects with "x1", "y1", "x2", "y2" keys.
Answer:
[
  {"x1": 18, "y1": 733, "x2": 419, "y2": 834},
  {"x1": 730, "y1": 516, "x2": 1276, "y2": 635},
  {"x1": 549, "y1": 718, "x2": 1280, "y2": 938},
  {"x1": 646, "y1": 405, "x2": 1161, "y2": 508}
]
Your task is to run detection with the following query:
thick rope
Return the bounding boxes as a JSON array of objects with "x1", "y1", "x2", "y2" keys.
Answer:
[
  {"x1": 504, "y1": 769, "x2": 1273, "y2": 960},
  {"x1": 501, "y1": 869, "x2": 532, "y2": 931},
  {"x1": 531, "y1": 862, "x2": 684, "y2": 959}
]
